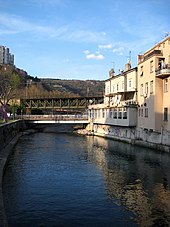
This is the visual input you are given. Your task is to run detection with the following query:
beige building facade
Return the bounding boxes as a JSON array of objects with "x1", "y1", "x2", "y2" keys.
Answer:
[
  {"x1": 89, "y1": 63, "x2": 138, "y2": 127},
  {"x1": 87, "y1": 36, "x2": 170, "y2": 150},
  {"x1": 138, "y1": 35, "x2": 170, "y2": 132}
]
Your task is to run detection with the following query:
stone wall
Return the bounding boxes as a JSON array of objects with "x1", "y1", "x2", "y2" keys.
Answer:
[
  {"x1": 0, "y1": 120, "x2": 26, "y2": 152},
  {"x1": 0, "y1": 120, "x2": 27, "y2": 227}
]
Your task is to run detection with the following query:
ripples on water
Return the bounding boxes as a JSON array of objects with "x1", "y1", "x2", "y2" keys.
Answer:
[{"x1": 3, "y1": 132, "x2": 170, "y2": 226}]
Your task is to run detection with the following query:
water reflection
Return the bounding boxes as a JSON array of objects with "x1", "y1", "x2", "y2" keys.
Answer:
[
  {"x1": 3, "y1": 133, "x2": 170, "y2": 226},
  {"x1": 87, "y1": 136, "x2": 170, "y2": 226},
  {"x1": 3, "y1": 133, "x2": 137, "y2": 227}
]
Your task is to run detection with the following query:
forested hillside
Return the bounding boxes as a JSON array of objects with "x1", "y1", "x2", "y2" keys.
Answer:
[
  {"x1": 41, "y1": 79, "x2": 105, "y2": 97},
  {"x1": 0, "y1": 64, "x2": 105, "y2": 99}
]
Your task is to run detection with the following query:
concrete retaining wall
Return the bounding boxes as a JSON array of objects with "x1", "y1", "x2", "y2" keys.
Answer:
[{"x1": 88, "y1": 123, "x2": 170, "y2": 153}]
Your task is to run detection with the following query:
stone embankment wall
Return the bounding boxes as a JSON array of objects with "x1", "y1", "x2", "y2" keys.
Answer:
[
  {"x1": 85, "y1": 123, "x2": 170, "y2": 152},
  {"x1": 0, "y1": 120, "x2": 27, "y2": 227},
  {"x1": 0, "y1": 120, "x2": 27, "y2": 152}
]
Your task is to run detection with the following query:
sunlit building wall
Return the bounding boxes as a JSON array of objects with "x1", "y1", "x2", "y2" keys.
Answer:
[
  {"x1": 89, "y1": 63, "x2": 138, "y2": 127},
  {"x1": 137, "y1": 35, "x2": 170, "y2": 132}
]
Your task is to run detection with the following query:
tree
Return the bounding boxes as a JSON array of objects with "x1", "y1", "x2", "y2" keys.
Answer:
[
  {"x1": 0, "y1": 65, "x2": 22, "y2": 105},
  {"x1": 0, "y1": 65, "x2": 23, "y2": 121}
]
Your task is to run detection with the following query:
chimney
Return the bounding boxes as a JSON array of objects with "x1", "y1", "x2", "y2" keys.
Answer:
[
  {"x1": 138, "y1": 55, "x2": 144, "y2": 64},
  {"x1": 109, "y1": 68, "x2": 115, "y2": 78},
  {"x1": 125, "y1": 62, "x2": 131, "y2": 71}
]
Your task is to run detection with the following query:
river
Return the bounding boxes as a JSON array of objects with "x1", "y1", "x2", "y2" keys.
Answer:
[{"x1": 3, "y1": 132, "x2": 170, "y2": 226}]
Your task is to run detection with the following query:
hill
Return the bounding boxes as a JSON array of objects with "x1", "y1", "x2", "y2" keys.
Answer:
[{"x1": 40, "y1": 78, "x2": 105, "y2": 97}]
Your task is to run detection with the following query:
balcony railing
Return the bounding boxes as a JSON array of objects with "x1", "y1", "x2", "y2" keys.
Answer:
[{"x1": 156, "y1": 64, "x2": 170, "y2": 78}]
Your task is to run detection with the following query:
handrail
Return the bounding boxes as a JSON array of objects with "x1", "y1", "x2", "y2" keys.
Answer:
[{"x1": 17, "y1": 114, "x2": 88, "y2": 121}]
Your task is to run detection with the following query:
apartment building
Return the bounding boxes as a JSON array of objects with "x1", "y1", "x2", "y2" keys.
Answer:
[
  {"x1": 89, "y1": 63, "x2": 138, "y2": 127},
  {"x1": 138, "y1": 35, "x2": 170, "y2": 132},
  {"x1": 0, "y1": 45, "x2": 14, "y2": 65}
]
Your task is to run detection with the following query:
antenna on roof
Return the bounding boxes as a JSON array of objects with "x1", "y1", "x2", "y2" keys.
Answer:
[
  {"x1": 111, "y1": 61, "x2": 115, "y2": 69},
  {"x1": 126, "y1": 51, "x2": 132, "y2": 64},
  {"x1": 128, "y1": 51, "x2": 132, "y2": 63},
  {"x1": 164, "y1": 32, "x2": 169, "y2": 37}
]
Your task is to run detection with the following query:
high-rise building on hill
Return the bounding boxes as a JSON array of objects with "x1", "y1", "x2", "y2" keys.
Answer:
[{"x1": 0, "y1": 45, "x2": 14, "y2": 65}]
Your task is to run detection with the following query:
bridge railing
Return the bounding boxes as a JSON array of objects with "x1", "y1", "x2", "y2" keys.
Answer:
[{"x1": 17, "y1": 114, "x2": 89, "y2": 121}]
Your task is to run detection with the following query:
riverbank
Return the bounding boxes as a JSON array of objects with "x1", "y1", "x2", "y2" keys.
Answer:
[
  {"x1": 0, "y1": 132, "x2": 23, "y2": 226},
  {"x1": 77, "y1": 123, "x2": 170, "y2": 153},
  {"x1": 0, "y1": 120, "x2": 36, "y2": 227}
]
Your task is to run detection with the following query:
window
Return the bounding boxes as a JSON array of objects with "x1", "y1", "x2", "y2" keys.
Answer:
[
  {"x1": 150, "y1": 80, "x2": 154, "y2": 94},
  {"x1": 140, "y1": 66, "x2": 143, "y2": 76},
  {"x1": 109, "y1": 109, "x2": 113, "y2": 118},
  {"x1": 144, "y1": 108, "x2": 148, "y2": 118},
  {"x1": 112, "y1": 85, "x2": 114, "y2": 93},
  {"x1": 102, "y1": 109, "x2": 105, "y2": 118},
  {"x1": 150, "y1": 60, "x2": 154, "y2": 73},
  {"x1": 89, "y1": 110, "x2": 91, "y2": 118},
  {"x1": 98, "y1": 109, "x2": 100, "y2": 118},
  {"x1": 164, "y1": 79, "x2": 168, "y2": 93},
  {"x1": 123, "y1": 108, "x2": 127, "y2": 119},
  {"x1": 164, "y1": 108, "x2": 168, "y2": 121},
  {"x1": 90, "y1": 109, "x2": 94, "y2": 118},
  {"x1": 145, "y1": 82, "x2": 148, "y2": 95},
  {"x1": 141, "y1": 108, "x2": 143, "y2": 117},
  {"x1": 106, "y1": 109, "x2": 109, "y2": 118},
  {"x1": 129, "y1": 79, "x2": 132, "y2": 88},
  {"x1": 140, "y1": 84, "x2": 144, "y2": 96},
  {"x1": 122, "y1": 82, "x2": 124, "y2": 90},
  {"x1": 111, "y1": 97, "x2": 114, "y2": 105},
  {"x1": 118, "y1": 108, "x2": 122, "y2": 119},
  {"x1": 107, "y1": 86, "x2": 110, "y2": 94},
  {"x1": 139, "y1": 109, "x2": 140, "y2": 117},
  {"x1": 94, "y1": 110, "x2": 97, "y2": 118},
  {"x1": 117, "y1": 83, "x2": 119, "y2": 91},
  {"x1": 114, "y1": 109, "x2": 117, "y2": 119}
]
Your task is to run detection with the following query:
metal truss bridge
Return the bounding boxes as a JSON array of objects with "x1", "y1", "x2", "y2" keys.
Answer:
[{"x1": 21, "y1": 96, "x2": 104, "y2": 113}]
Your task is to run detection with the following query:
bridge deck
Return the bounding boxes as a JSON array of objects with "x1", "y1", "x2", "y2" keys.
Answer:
[
  {"x1": 21, "y1": 115, "x2": 89, "y2": 124},
  {"x1": 28, "y1": 120, "x2": 89, "y2": 124}
]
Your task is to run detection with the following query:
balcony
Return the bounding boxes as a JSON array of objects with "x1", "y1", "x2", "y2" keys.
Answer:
[
  {"x1": 156, "y1": 64, "x2": 170, "y2": 78},
  {"x1": 144, "y1": 50, "x2": 162, "y2": 61}
]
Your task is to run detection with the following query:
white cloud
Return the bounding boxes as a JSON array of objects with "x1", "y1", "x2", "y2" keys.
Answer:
[
  {"x1": 83, "y1": 50, "x2": 90, "y2": 55},
  {"x1": 98, "y1": 43, "x2": 113, "y2": 49},
  {"x1": 83, "y1": 49, "x2": 105, "y2": 60},
  {"x1": 86, "y1": 53, "x2": 105, "y2": 60},
  {"x1": 112, "y1": 47, "x2": 124, "y2": 53},
  {"x1": 0, "y1": 13, "x2": 33, "y2": 34},
  {"x1": 112, "y1": 47, "x2": 124, "y2": 55},
  {"x1": 0, "y1": 13, "x2": 106, "y2": 43},
  {"x1": 97, "y1": 43, "x2": 125, "y2": 56}
]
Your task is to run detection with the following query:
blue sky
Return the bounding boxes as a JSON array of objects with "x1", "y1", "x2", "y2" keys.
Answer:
[{"x1": 0, "y1": 0, "x2": 169, "y2": 80}]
